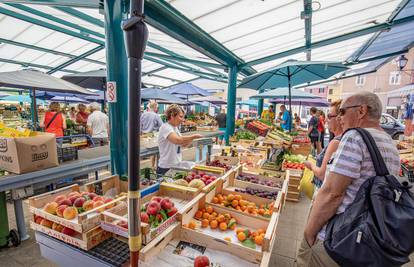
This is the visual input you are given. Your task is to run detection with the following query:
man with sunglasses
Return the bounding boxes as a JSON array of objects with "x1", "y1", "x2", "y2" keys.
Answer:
[{"x1": 298, "y1": 92, "x2": 400, "y2": 267}]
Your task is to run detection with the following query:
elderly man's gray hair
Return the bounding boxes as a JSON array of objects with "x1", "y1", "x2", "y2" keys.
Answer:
[
  {"x1": 90, "y1": 102, "x2": 101, "y2": 111},
  {"x1": 350, "y1": 92, "x2": 382, "y2": 120}
]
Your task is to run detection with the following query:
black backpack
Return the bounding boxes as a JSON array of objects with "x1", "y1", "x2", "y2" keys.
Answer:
[{"x1": 324, "y1": 128, "x2": 414, "y2": 267}]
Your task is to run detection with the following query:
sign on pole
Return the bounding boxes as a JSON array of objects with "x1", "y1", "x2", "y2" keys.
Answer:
[{"x1": 106, "y1": 81, "x2": 117, "y2": 103}]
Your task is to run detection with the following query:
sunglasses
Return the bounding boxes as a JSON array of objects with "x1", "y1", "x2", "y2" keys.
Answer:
[
  {"x1": 327, "y1": 114, "x2": 338, "y2": 119},
  {"x1": 338, "y1": 105, "x2": 362, "y2": 116}
]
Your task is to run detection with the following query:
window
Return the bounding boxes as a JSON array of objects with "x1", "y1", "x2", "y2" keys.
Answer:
[
  {"x1": 328, "y1": 98, "x2": 332, "y2": 102},
  {"x1": 319, "y1": 88, "x2": 324, "y2": 93},
  {"x1": 389, "y1": 71, "x2": 401, "y2": 85},
  {"x1": 329, "y1": 89, "x2": 333, "y2": 95},
  {"x1": 355, "y1": 75, "x2": 366, "y2": 86},
  {"x1": 309, "y1": 89, "x2": 312, "y2": 93}
]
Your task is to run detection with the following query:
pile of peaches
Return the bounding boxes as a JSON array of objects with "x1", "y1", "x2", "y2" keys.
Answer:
[
  {"x1": 34, "y1": 215, "x2": 78, "y2": 237},
  {"x1": 42, "y1": 191, "x2": 114, "y2": 220}
]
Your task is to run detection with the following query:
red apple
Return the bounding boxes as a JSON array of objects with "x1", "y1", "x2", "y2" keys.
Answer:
[
  {"x1": 167, "y1": 207, "x2": 177, "y2": 217},
  {"x1": 160, "y1": 198, "x2": 173, "y2": 210},
  {"x1": 140, "y1": 212, "x2": 149, "y2": 223},
  {"x1": 151, "y1": 196, "x2": 162, "y2": 203},
  {"x1": 146, "y1": 201, "x2": 161, "y2": 216},
  {"x1": 194, "y1": 256, "x2": 210, "y2": 267}
]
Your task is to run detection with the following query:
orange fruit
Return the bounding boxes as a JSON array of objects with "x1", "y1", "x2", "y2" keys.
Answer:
[
  {"x1": 208, "y1": 215, "x2": 216, "y2": 221},
  {"x1": 201, "y1": 219, "x2": 209, "y2": 228},
  {"x1": 259, "y1": 204, "x2": 265, "y2": 209},
  {"x1": 236, "y1": 228, "x2": 245, "y2": 234},
  {"x1": 252, "y1": 232, "x2": 258, "y2": 238},
  {"x1": 212, "y1": 197, "x2": 219, "y2": 204},
  {"x1": 211, "y1": 212, "x2": 218, "y2": 217},
  {"x1": 229, "y1": 224, "x2": 236, "y2": 230},
  {"x1": 210, "y1": 220, "x2": 218, "y2": 229},
  {"x1": 254, "y1": 235, "x2": 264, "y2": 245},
  {"x1": 227, "y1": 194, "x2": 235, "y2": 201},
  {"x1": 236, "y1": 206, "x2": 241, "y2": 211},
  {"x1": 188, "y1": 221, "x2": 196, "y2": 230},
  {"x1": 206, "y1": 206, "x2": 214, "y2": 214},
  {"x1": 237, "y1": 232, "x2": 246, "y2": 242},
  {"x1": 231, "y1": 200, "x2": 239, "y2": 208},
  {"x1": 248, "y1": 206, "x2": 255, "y2": 213},
  {"x1": 258, "y1": 209, "x2": 265, "y2": 215},
  {"x1": 240, "y1": 205, "x2": 247, "y2": 211},
  {"x1": 257, "y1": 228, "x2": 265, "y2": 235},
  {"x1": 219, "y1": 222, "x2": 227, "y2": 231},
  {"x1": 195, "y1": 211, "x2": 203, "y2": 219},
  {"x1": 234, "y1": 194, "x2": 242, "y2": 201},
  {"x1": 217, "y1": 215, "x2": 225, "y2": 223},
  {"x1": 203, "y1": 212, "x2": 210, "y2": 219}
]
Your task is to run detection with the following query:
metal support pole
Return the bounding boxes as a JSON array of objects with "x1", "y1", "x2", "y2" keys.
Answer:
[
  {"x1": 225, "y1": 65, "x2": 238, "y2": 145},
  {"x1": 104, "y1": 0, "x2": 129, "y2": 176},
  {"x1": 18, "y1": 91, "x2": 23, "y2": 107},
  {"x1": 30, "y1": 89, "x2": 38, "y2": 129},
  {"x1": 0, "y1": 191, "x2": 9, "y2": 246},
  {"x1": 257, "y1": 89, "x2": 264, "y2": 118},
  {"x1": 122, "y1": 0, "x2": 148, "y2": 266},
  {"x1": 13, "y1": 199, "x2": 29, "y2": 241},
  {"x1": 287, "y1": 66, "x2": 292, "y2": 132}
]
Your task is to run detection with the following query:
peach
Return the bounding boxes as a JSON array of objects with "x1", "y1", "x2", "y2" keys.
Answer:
[
  {"x1": 40, "y1": 219, "x2": 53, "y2": 228},
  {"x1": 54, "y1": 195, "x2": 66, "y2": 204},
  {"x1": 68, "y1": 195, "x2": 78, "y2": 205},
  {"x1": 93, "y1": 196, "x2": 104, "y2": 202},
  {"x1": 82, "y1": 200, "x2": 94, "y2": 211},
  {"x1": 93, "y1": 200, "x2": 105, "y2": 212},
  {"x1": 52, "y1": 222, "x2": 64, "y2": 232},
  {"x1": 58, "y1": 199, "x2": 72, "y2": 206},
  {"x1": 68, "y1": 192, "x2": 81, "y2": 198},
  {"x1": 34, "y1": 215, "x2": 43, "y2": 224},
  {"x1": 63, "y1": 206, "x2": 78, "y2": 220},
  {"x1": 104, "y1": 198, "x2": 114, "y2": 209},
  {"x1": 88, "y1": 192, "x2": 98, "y2": 200},
  {"x1": 56, "y1": 205, "x2": 68, "y2": 217},
  {"x1": 61, "y1": 227, "x2": 76, "y2": 237},
  {"x1": 43, "y1": 202, "x2": 59, "y2": 215},
  {"x1": 73, "y1": 197, "x2": 85, "y2": 208},
  {"x1": 80, "y1": 191, "x2": 89, "y2": 197}
]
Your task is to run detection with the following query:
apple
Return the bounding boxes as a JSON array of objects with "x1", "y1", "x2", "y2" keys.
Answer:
[
  {"x1": 194, "y1": 256, "x2": 210, "y2": 267},
  {"x1": 146, "y1": 201, "x2": 161, "y2": 216},
  {"x1": 160, "y1": 198, "x2": 173, "y2": 210},
  {"x1": 140, "y1": 212, "x2": 149, "y2": 223},
  {"x1": 151, "y1": 196, "x2": 162, "y2": 203},
  {"x1": 167, "y1": 207, "x2": 177, "y2": 217}
]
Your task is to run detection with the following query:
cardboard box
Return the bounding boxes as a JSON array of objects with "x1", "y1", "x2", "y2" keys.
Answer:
[{"x1": 0, "y1": 132, "x2": 58, "y2": 174}]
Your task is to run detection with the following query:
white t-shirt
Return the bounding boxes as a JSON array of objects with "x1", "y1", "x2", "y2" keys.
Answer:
[
  {"x1": 87, "y1": 111, "x2": 109, "y2": 138},
  {"x1": 158, "y1": 123, "x2": 182, "y2": 169}
]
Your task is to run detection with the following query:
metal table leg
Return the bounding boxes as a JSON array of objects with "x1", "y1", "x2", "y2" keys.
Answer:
[{"x1": 14, "y1": 199, "x2": 30, "y2": 241}]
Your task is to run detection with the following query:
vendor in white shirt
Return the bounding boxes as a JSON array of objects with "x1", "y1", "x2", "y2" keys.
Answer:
[{"x1": 157, "y1": 104, "x2": 203, "y2": 175}]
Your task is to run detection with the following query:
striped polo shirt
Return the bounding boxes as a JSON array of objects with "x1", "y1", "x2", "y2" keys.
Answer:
[{"x1": 318, "y1": 128, "x2": 400, "y2": 240}]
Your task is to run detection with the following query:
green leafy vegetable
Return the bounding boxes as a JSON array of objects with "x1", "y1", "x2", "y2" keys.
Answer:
[{"x1": 242, "y1": 238, "x2": 256, "y2": 249}]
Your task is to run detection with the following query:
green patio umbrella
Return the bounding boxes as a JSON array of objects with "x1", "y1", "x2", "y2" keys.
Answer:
[{"x1": 238, "y1": 60, "x2": 348, "y2": 130}]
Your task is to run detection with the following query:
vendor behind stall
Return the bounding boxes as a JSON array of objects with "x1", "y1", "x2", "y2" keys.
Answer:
[
  {"x1": 157, "y1": 104, "x2": 203, "y2": 175},
  {"x1": 261, "y1": 105, "x2": 275, "y2": 123},
  {"x1": 40, "y1": 102, "x2": 66, "y2": 137}
]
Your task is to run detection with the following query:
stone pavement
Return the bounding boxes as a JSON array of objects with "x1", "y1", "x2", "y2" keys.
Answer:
[{"x1": 1, "y1": 195, "x2": 413, "y2": 267}]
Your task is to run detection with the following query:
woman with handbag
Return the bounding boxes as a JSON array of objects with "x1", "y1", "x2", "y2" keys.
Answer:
[{"x1": 40, "y1": 102, "x2": 67, "y2": 137}]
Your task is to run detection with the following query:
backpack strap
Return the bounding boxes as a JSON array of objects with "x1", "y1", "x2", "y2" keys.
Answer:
[{"x1": 352, "y1": 128, "x2": 389, "y2": 176}]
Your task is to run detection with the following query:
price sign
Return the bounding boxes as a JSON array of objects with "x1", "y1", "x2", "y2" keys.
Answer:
[{"x1": 106, "y1": 81, "x2": 117, "y2": 103}]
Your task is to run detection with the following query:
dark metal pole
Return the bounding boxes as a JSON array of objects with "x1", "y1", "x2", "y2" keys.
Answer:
[
  {"x1": 122, "y1": 0, "x2": 148, "y2": 266},
  {"x1": 287, "y1": 66, "x2": 292, "y2": 132},
  {"x1": 31, "y1": 89, "x2": 37, "y2": 129}
]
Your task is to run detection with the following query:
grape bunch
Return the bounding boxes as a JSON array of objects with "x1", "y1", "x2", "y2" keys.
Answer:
[
  {"x1": 237, "y1": 174, "x2": 281, "y2": 188},
  {"x1": 234, "y1": 187, "x2": 278, "y2": 199}
]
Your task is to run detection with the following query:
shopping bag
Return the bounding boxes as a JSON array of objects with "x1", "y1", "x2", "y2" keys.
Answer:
[{"x1": 299, "y1": 156, "x2": 315, "y2": 199}]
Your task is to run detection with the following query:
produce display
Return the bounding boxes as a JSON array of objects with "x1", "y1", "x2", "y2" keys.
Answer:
[
  {"x1": 234, "y1": 187, "x2": 278, "y2": 200},
  {"x1": 34, "y1": 215, "x2": 78, "y2": 236},
  {"x1": 292, "y1": 136, "x2": 310, "y2": 143},
  {"x1": 190, "y1": 205, "x2": 265, "y2": 249},
  {"x1": 172, "y1": 170, "x2": 218, "y2": 188},
  {"x1": 0, "y1": 123, "x2": 35, "y2": 137},
  {"x1": 246, "y1": 121, "x2": 270, "y2": 137},
  {"x1": 43, "y1": 191, "x2": 115, "y2": 219},
  {"x1": 234, "y1": 130, "x2": 257, "y2": 141},
  {"x1": 116, "y1": 196, "x2": 178, "y2": 229},
  {"x1": 236, "y1": 174, "x2": 282, "y2": 188},
  {"x1": 267, "y1": 130, "x2": 293, "y2": 142},
  {"x1": 282, "y1": 161, "x2": 305, "y2": 170},
  {"x1": 207, "y1": 159, "x2": 231, "y2": 171},
  {"x1": 211, "y1": 193, "x2": 273, "y2": 218}
]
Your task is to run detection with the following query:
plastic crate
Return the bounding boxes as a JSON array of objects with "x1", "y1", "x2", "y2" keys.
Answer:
[
  {"x1": 401, "y1": 164, "x2": 414, "y2": 183},
  {"x1": 57, "y1": 146, "x2": 78, "y2": 163}
]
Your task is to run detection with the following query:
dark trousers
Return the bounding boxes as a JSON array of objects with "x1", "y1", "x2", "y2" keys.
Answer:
[{"x1": 156, "y1": 166, "x2": 170, "y2": 175}]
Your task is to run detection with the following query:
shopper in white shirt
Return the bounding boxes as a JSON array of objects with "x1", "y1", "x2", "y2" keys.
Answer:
[
  {"x1": 157, "y1": 104, "x2": 202, "y2": 175},
  {"x1": 87, "y1": 102, "x2": 110, "y2": 146}
]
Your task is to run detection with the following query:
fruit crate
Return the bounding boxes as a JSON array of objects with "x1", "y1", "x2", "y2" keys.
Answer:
[
  {"x1": 231, "y1": 165, "x2": 284, "y2": 191},
  {"x1": 139, "y1": 191, "x2": 278, "y2": 266},
  {"x1": 286, "y1": 170, "x2": 301, "y2": 202},
  {"x1": 29, "y1": 176, "x2": 125, "y2": 233},
  {"x1": 236, "y1": 139, "x2": 257, "y2": 148},
  {"x1": 100, "y1": 183, "x2": 204, "y2": 245},
  {"x1": 30, "y1": 219, "x2": 111, "y2": 250},
  {"x1": 196, "y1": 125, "x2": 219, "y2": 132},
  {"x1": 290, "y1": 142, "x2": 312, "y2": 156},
  {"x1": 212, "y1": 155, "x2": 240, "y2": 166},
  {"x1": 281, "y1": 159, "x2": 304, "y2": 177},
  {"x1": 161, "y1": 165, "x2": 234, "y2": 197}
]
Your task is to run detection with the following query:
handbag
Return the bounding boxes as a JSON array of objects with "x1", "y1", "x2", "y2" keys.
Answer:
[{"x1": 324, "y1": 128, "x2": 414, "y2": 267}]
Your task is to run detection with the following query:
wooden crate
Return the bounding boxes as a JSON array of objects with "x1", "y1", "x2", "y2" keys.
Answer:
[
  {"x1": 101, "y1": 184, "x2": 204, "y2": 245},
  {"x1": 290, "y1": 143, "x2": 312, "y2": 156},
  {"x1": 196, "y1": 126, "x2": 219, "y2": 132},
  {"x1": 286, "y1": 170, "x2": 301, "y2": 202},
  {"x1": 29, "y1": 176, "x2": 125, "y2": 233},
  {"x1": 230, "y1": 165, "x2": 284, "y2": 191},
  {"x1": 237, "y1": 139, "x2": 257, "y2": 148},
  {"x1": 281, "y1": 159, "x2": 304, "y2": 177},
  {"x1": 212, "y1": 155, "x2": 240, "y2": 166},
  {"x1": 140, "y1": 191, "x2": 280, "y2": 266},
  {"x1": 30, "y1": 221, "x2": 111, "y2": 250}
]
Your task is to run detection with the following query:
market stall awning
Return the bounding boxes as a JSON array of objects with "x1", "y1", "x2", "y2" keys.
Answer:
[
  {"x1": 165, "y1": 82, "x2": 211, "y2": 96},
  {"x1": 0, "y1": 70, "x2": 95, "y2": 95},
  {"x1": 250, "y1": 87, "x2": 320, "y2": 99},
  {"x1": 50, "y1": 95, "x2": 89, "y2": 103},
  {"x1": 141, "y1": 88, "x2": 186, "y2": 104},
  {"x1": 189, "y1": 96, "x2": 226, "y2": 105},
  {"x1": 0, "y1": 94, "x2": 45, "y2": 104},
  {"x1": 269, "y1": 97, "x2": 329, "y2": 107}
]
